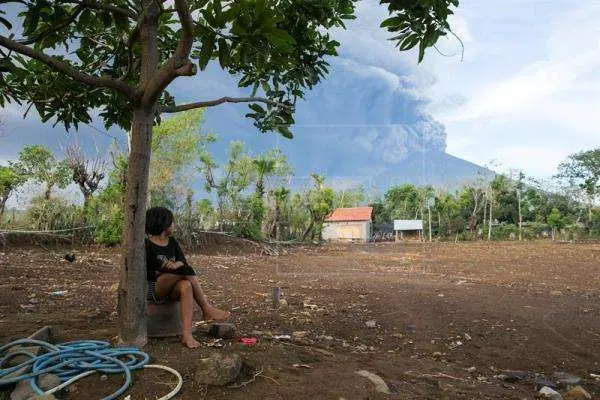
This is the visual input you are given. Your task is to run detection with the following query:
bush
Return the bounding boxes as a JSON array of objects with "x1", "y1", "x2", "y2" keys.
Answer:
[
  {"x1": 26, "y1": 196, "x2": 79, "y2": 231},
  {"x1": 491, "y1": 223, "x2": 517, "y2": 240},
  {"x1": 92, "y1": 204, "x2": 123, "y2": 245},
  {"x1": 87, "y1": 182, "x2": 124, "y2": 245}
]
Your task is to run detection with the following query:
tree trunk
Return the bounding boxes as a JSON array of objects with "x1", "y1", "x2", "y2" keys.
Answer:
[
  {"x1": 427, "y1": 204, "x2": 432, "y2": 242},
  {"x1": 256, "y1": 177, "x2": 265, "y2": 199},
  {"x1": 117, "y1": 0, "x2": 159, "y2": 346},
  {"x1": 302, "y1": 219, "x2": 314, "y2": 241},
  {"x1": 274, "y1": 203, "x2": 281, "y2": 240},
  {"x1": 82, "y1": 191, "x2": 91, "y2": 216},
  {"x1": 482, "y1": 197, "x2": 487, "y2": 237},
  {"x1": 517, "y1": 190, "x2": 522, "y2": 241},
  {"x1": 588, "y1": 196, "x2": 593, "y2": 234},
  {"x1": 44, "y1": 183, "x2": 53, "y2": 200},
  {"x1": 117, "y1": 109, "x2": 153, "y2": 347},
  {"x1": 0, "y1": 196, "x2": 7, "y2": 221},
  {"x1": 488, "y1": 199, "x2": 493, "y2": 241}
]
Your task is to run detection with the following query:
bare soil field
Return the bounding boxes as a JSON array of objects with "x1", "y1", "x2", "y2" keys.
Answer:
[{"x1": 1, "y1": 240, "x2": 600, "y2": 399}]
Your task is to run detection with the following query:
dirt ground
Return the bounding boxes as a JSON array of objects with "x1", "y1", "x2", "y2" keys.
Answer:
[{"x1": 1, "y1": 240, "x2": 600, "y2": 399}]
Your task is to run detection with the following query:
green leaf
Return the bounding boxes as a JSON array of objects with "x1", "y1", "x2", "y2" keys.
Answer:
[
  {"x1": 263, "y1": 27, "x2": 296, "y2": 50},
  {"x1": 0, "y1": 15, "x2": 11, "y2": 30},
  {"x1": 101, "y1": 12, "x2": 112, "y2": 27},
  {"x1": 213, "y1": 0, "x2": 223, "y2": 26},
  {"x1": 380, "y1": 16, "x2": 402, "y2": 28},
  {"x1": 217, "y1": 38, "x2": 230, "y2": 68},
  {"x1": 418, "y1": 40, "x2": 426, "y2": 63},
  {"x1": 251, "y1": 82, "x2": 259, "y2": 97},
  {"x1": 198, "y1": 34, "x2": 215, "y2": 70},
  {"x1": 399, "y1": 34, "x2": 419, "y2": 51},
  {"x1": 249, "y1": 104, "x2": 265, "y2": 114},
  {"x1": 277, "y1": 126, "x2": 293, "y2": 139}
]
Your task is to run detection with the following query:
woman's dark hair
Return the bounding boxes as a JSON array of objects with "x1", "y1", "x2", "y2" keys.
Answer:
[{"x1": 145, "y1": 206, "x2": 174, "y2": 235}]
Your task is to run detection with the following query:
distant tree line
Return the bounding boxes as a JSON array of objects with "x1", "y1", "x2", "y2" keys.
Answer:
[{"x1": 1, "y1": 112, "x2": 599, "y2": 243}]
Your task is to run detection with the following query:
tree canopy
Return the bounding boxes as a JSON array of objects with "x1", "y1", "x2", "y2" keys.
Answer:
[
  {"x1": 1, "y1": 0, "x2": 460, "y2": 135},
  {"x1": 0, "y1": 0, "x2": 460, "y2": 345}
]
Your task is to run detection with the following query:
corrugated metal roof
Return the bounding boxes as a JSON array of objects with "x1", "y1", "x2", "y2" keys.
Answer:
[
  {"x1": 394, "y1": 220, "x2": 423, "y2": 230},
  {"x1": 326, "y1": 207, "x2": 373, "y2": 222}
]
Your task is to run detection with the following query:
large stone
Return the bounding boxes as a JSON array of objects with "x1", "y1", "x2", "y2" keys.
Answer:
[
  {"x1": 4, "y1": 346, "x2": 43, "y2": 368},
  {"x1": 207, "y1": 323, "x2": 236, "y2": 339},
  {"x1": 563, "y1": 386, "x2": 591, "y2": 400},
  {"x1": 355, "y1": 370, "x2": 390, "y2": 394},
  {"x1": 194, "y1": 353, "x2": 242, "y2": 386},
  {"x1": 11, "y1": 374, "x2": 60, "y2": 400},
  {"x1": 538, "y1": 386, "x2": 562, "y2": 400},
  {"x1": 28, "y1": 326, "x2": 53, "y2": 343}
]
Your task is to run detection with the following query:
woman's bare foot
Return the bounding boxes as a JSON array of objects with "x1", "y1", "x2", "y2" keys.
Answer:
[
  {"x1": 182, "y1": 335, "x2": 201, "y2": 349},
  {"x1": 203, "y1": 306, "x2": 231, "y2": 322}
]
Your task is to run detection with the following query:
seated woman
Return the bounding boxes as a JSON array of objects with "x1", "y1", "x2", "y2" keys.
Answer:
[{"x1": 146, "y1": 206, "x2": 230, "y2": 348}]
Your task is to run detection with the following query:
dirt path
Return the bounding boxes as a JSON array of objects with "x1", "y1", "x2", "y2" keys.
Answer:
[{"x1": 1, "y1": 241, "x2": 599, "y2": 399}]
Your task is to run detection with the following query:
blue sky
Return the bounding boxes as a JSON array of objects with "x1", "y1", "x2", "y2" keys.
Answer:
[{"x1": 1, "y1": 0, "x2": 599, "y2": 201}]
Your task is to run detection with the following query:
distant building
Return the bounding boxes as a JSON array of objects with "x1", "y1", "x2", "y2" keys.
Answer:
[
  {"x1": 322, "y1": 207, "x2": 373, "y2": 242},
  {"x1": 393, "y1": 219, "x2": 424, "y2": 241}
]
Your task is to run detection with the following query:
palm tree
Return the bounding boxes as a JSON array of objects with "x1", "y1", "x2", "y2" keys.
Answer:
[{"x1": 270, "y1": 187, "x2": 290, "y2": 240}]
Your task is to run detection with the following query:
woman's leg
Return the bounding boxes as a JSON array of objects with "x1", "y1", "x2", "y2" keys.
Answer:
[
  {"x1": 154, "y1": 273, "x2": 185, "y2": 298},
  {"x1": 185, "y1": 276, "x2": 230, "y2": 321},
  {"x1": 171, "y1": 279, "x2": 200, "y2": 348}
]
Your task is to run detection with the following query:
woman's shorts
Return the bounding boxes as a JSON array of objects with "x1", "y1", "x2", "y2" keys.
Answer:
[{"x1": 147, "y1": 280, "x2": 169, "y2": 305}]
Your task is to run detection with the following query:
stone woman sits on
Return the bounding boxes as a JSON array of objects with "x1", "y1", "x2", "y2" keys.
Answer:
[{"x1": 145, "y1": 206, "x2": 230, "y2": 348}]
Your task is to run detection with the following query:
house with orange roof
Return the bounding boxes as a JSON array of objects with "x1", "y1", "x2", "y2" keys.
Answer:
[{"x1": 322, "y1": 206, "x2": 373, "y2": 242}]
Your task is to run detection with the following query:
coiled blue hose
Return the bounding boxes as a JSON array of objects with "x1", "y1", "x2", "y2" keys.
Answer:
[{"x1": 0, "y1": 339, "x2": 150, "y2": 400}]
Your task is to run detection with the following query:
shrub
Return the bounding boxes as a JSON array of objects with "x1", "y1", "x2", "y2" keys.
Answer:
[
  {"x1": 26, "y1": 196, "x2": 79, "y2": 231},
  {"x1": 87, "y1": 182, "x2": 124, "y2": 245}
]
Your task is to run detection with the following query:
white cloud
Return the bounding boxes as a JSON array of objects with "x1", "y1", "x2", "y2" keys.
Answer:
[
  {"x1": 428, "y1": 1, "x2": 600, "y2": 178},
  {"x1": 444, "y1": 51, "x2": 598, "y2": 123}
]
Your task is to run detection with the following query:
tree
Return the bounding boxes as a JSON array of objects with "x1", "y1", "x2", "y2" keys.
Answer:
[
  {"x1": 547, "y1": 208, "x2": 563, "y2": 241},
  {"x1": 269, "y1": 187, "x2": 290, "y2": 240},
  {"x1": 199, "y1": 140, "x2": 253, "y2": 229},
  {"x1": 1, "y1": 0, "x2": 459, "y2": 345},
  {"x1": 0, "y1": 164, "x2": 25, "y2": 220},
  {"x1": 65, "y1": 143, "x2": 106, "y2": 214},
  {"x1": 302, "y1": 173, "x2": 334, "y2": 241},
  {"x1": 384, "y1": 184, "x2": 421, "y2": 220},
  {"x1": 12, "y1": 145, "x2": 70, "y2": 200},
  {"x1": 149, "y1": 109, "x2": 212, "y2": 208},
  {"x1": 513, "y1": 170, "x2": 526, "y2": 241},
  {"x1": 252, "y1": 149, "x2": 292, "y2": 200},
  {"x1": 557, "y1": 148, "x2": 600, "y2": 226},
  {"x1": 334, "y1": 185, "x2": 365, "y2": 209}
]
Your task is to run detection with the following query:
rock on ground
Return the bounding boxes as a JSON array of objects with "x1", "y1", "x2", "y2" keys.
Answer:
[
  {"x1": 194, "y1": 353, "x2": 242, "y2": 386},
  {"x1": 11, "y1": 374, "x2": 60, "y2": 400},
  {"x1": 355, "y1": 370, "x2": 390, "y2": 394},
  {"x1": 562, "y1": 385, "x2": 592, "y2": 400},
  {"x1": 538, "y1": 386, "x2": 562, "y2": 400}
]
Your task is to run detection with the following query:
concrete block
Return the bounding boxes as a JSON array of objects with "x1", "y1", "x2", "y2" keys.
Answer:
[{"x1": 147, "y1": 301, "x2": 196, "y2": 338}]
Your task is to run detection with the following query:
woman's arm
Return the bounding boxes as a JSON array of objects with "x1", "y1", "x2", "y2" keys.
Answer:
[{"x1": 172, "y1": 237, "x2": 189, "y2": 266}]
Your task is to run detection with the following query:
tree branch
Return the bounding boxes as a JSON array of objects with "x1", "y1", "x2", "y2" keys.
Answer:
[
  {"x1": 162, "y1": 97, "x2": 293, "y2": 113},
  {"x1": 141, "y1": 0, "x2": 195, "y2": 107},
  {"x1": 0, "y1": 35, "x2": 138, "y2": 100}
]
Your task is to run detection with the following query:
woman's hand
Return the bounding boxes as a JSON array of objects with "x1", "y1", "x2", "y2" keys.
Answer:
[{"x1": 166, "y1": 261, "x2": 185, "y2": 270}]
